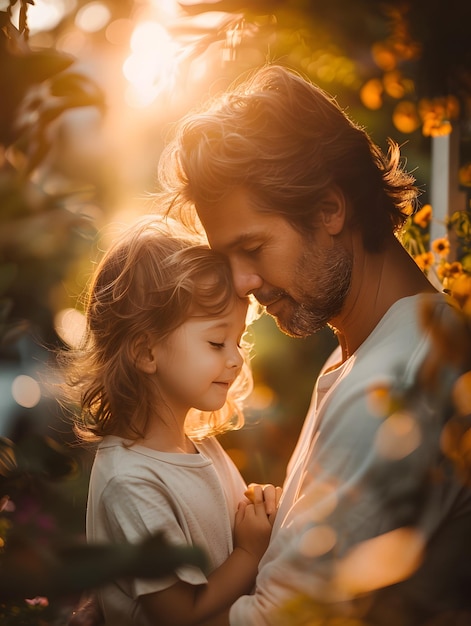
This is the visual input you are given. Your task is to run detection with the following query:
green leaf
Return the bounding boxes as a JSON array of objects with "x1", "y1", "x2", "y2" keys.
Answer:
[{"x1": 0, "y1": 533, "x2": 207, "y2": 600}]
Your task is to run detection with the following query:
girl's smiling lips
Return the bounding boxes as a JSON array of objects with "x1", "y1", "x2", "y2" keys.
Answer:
[{"x1": 213, "y1": 379, "x2": 235, "y2": 388}]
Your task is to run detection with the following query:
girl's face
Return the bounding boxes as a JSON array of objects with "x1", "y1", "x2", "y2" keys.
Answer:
[{"x1": 151, "y1": 297, "x2": 248, "y2": 419}]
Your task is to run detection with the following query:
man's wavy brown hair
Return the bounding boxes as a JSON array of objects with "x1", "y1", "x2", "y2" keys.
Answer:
[{"x1": 159, "y1": 64, "x2": 418, "y2": 251}]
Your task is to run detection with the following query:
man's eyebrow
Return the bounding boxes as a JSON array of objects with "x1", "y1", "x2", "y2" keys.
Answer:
[{"x1": 223, "y1": 233, "x2": 259, "y2": 251}]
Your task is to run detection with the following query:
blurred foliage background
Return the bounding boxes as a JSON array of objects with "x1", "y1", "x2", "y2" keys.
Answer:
[{"x1": 0, "y1": 0, "x2": 470, "y2": 622}]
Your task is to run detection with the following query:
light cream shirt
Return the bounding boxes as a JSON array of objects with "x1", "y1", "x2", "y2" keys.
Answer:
[
  {"x1": 87, "y1": 435, "x2": 246, "y2": 625},
  {"x1": 231, "y1": 294, "x2": 471, "y2": 625}
]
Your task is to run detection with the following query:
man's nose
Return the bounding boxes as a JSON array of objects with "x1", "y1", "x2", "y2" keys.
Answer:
[{"x1": 230, "y1": 260, "x2": 262, "y2": 298}]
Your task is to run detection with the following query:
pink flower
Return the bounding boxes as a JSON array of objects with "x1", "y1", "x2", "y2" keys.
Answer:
[{"x1": 25, "y1": 596, "x2": 49, "y2": 607}]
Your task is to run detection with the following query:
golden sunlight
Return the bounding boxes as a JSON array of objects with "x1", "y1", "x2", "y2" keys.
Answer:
[
  {"x1": 123, "y1": 20, "x2": 182, "y2": 107},
  {"x1": 25, "y1": 0, "x2": 71, "y2": 34}
]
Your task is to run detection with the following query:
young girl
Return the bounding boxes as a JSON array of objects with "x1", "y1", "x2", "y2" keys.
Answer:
[{"x1": 63, "y1": 217, "x2": 279, "y2": 626}]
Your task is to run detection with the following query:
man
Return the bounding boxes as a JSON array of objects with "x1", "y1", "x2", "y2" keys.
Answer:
[{"x1": 158, "y1": 64, "x2": 471, "y2": 625}]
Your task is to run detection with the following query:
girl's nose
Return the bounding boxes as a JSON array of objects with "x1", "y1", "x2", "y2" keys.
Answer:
[{"x1": 227, "y1": 346, "x2": 244, "y2": 370}]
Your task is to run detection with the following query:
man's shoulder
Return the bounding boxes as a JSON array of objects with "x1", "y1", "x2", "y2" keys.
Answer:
[{"x1": 369, "y1": 292, "x2": 449, "y2": 348}]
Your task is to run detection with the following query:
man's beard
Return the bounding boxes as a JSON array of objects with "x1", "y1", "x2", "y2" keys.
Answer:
[{"x1": 272, "y1": 240, "x2": 353, "y2": 338}]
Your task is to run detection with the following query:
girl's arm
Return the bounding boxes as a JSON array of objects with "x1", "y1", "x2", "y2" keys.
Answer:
[{"x1": 139, "y1": 488, "x2": 272, "y2": 626}]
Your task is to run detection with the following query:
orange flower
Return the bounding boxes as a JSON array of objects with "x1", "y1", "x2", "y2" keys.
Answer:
[
  {"x1": 449, "y1": 274, "x2": 471, "y2": 316},
  {"x1": 423, "y1": 118, "x2": 452, "y2": 137},
  {"x1": 438, "y1": 262, "x2": 465, "y2": 291},
  {"x1": 419, "y1": 96, "x2": 459, "y2": 137},
  {"x1": 437, "y1": 261, "x2": 463, "y2": 280},
  {"x1": 452, "y1": 371, "x2": 471, "y2": 417},
  {"x1": 360, "y1": 78, "x2": 383, "y2": 110},
  {"x1": 392, "y1": 101, "x2": 420, "y2": 134},
  {"x1": 413, "y1": 204, "x2": 432, "y2": 228},
  {"x1": 366, "y1": 384, "x2": 397, "y2": 417},
  {"x1": 459, "y1": 163, "x2": 471, "y2": 188},
  {"x1": 431, "y1": 237, "x2": 450, "y2": 258},
  {"x1": 414, "y1": 251, "x2": 434, "y2": 271}
]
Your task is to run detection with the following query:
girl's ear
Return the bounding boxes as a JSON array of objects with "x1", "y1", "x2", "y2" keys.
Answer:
[
  {"x1": 134, "y1": 338, "x2": 157, "y2": 374},
  {"x1": 319, "y1": 186, "x2": 347, "y2": 235}
]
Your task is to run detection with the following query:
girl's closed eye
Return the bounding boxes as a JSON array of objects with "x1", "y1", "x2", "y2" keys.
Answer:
[{"x1": 209, "y1": 341, "x2": 225, "y2": 349}]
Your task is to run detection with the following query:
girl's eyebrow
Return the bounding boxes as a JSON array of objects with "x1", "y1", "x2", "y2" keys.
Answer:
[
  {"x1": 206, "y1": 321, "x2": 228, "y2": 329},
  {"x1": 190, "y1": 316, "x2": 230, "y2": 327}
]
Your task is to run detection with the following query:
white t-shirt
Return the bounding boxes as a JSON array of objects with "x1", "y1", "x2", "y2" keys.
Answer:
[
  {"x1": 230, "y1": 293, "x2": 471, "y2": 625},
  {"x1": 87, "y1": 435, "x2": 246, "y2": 625}
]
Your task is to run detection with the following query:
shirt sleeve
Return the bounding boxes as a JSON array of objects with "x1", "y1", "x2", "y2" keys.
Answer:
[{"x1": 101, "y1": 474, "x2": 208, "y2": 597}]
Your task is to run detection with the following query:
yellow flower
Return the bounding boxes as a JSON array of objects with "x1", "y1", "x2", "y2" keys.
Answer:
[
  {"x1": 414, "y1": 251, "x2": 434, "y2": 271},
  {"x1": 392, "y1": 101, "x2": 421, "y2": 134},
  {"x1": 437, "y1": 261, "x2": 463, "y2": 283},
  {"x1": 431, "y1": 237, "x2": 450, "y2": 258},
  {"x1": 459, "y1": 163, "x2": 471, "y2": 187},
  {"x1": 449, "y1": 274, "x2": 471, "y2": 317},
  {"x1": 438, "y1": 262, "x2": 465, "y2": 291},
  {"x1": 366, "y1": 384, "x2": 397, "y2": 417},
  {"x1": 452, "y1": 371, "x2": 471, "y2": 417},
  {"x1": 360, "y1": 78, "x2": 383, "y2": 110},
  {"x1": 419, "y1": 96, "x2": 459, "y2": 137},
  {"x1": 422, "y1": 116, "x2": 452, "y2": 137},
  {"x1": 413, "y1": 204, "x2": 432, "y2": 228}
]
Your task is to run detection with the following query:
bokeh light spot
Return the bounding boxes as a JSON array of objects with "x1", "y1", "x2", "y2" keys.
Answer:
[
  {"x1": 54, "y1": 308, "x2": 86, "y2": 348},
  {"x1": 360, "y1": 79, "x2": 383, "y2": 110},
  {"x1": 393, "y1": 101, "x2": 420, "y2": 134},
  {"x1": 123, "y1": 21, "x2": 181, "y2": 107},
  {"x1": 383, "y1": 70, "x2": 405, "y2": 99},
  {"x1": 335, "y1": 527, "x2": 425, "y2": 595},
  {"x1": 452, "y1": 371, "x2": 471, "y2": 417},
  {"x1": 295, "y1": 479, "x2": 339, "y2": 525},
  {"x1": 75, "y1": 2, "x2": 111, "y2": 33},
  {"x1": 366, "y1": 383, "x2": 393, "y2": 418},
  {"x1": 105, "y1": 18, "x2": 134, "y2": 46},
  {"x1": 11, "y1": 375, "x2": 41, "y2": 409},
  {"x1": 298, "y1": 524, "x2": 337, "y2": 558},
  {"x1": 371, "y1": 42, "x2": 397, "y2": 71},
  {"x1": 375, "y1": 411, "x2": 421, "y2": 460},
  {"x1": 27, "y1": 0, "x2": 71, "y2": 34}
]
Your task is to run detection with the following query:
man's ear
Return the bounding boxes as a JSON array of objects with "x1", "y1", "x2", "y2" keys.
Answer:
[
  {"x1": 319, "y1": 186, "x2": 347, "y2": 235},
  {"x1": 134, "y1": 338, "x2": 157, "y2": 374}
]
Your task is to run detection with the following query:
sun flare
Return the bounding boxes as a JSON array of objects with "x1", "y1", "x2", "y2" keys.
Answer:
[{"x1": 123, "y1": 21, "x2": 182, "y2": 107}]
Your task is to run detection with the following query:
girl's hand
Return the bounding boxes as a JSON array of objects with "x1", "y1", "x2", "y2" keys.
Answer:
[
  {"x1": 244, "y1": 483, "x2": 282, "y2": 525},
  {"x1": 234, "y1": 485, "x2": 272, "y2": 562}
]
